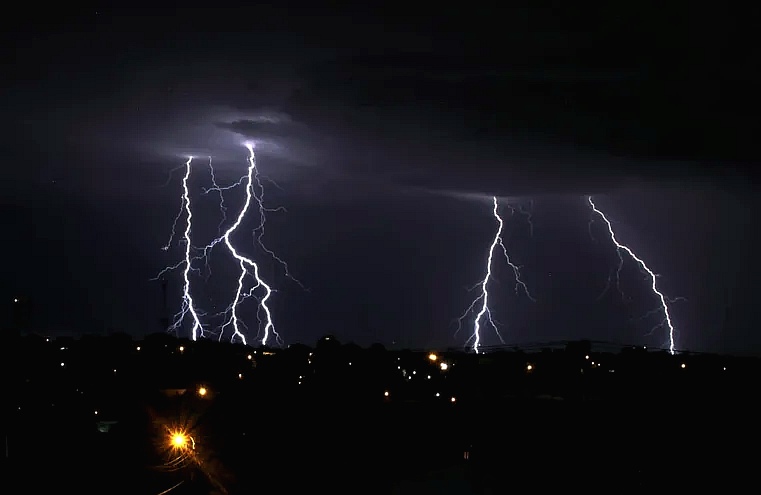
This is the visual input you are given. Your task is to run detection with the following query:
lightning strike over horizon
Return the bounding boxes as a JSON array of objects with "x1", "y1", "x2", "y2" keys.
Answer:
[
  {"x1": 215, "y1": 144, "x2": 279, "y2": 346},
  {"x1": 587, "y1": 196, "x2": 678, "y2": 354},
  {"x1": 155, "y1": 144, "x2": 297, "y2": 346},
  {"x1": 456, "y1": 196, "x2": 535, "y2": 353},
  {"x1": 154, "y1": 157, "x2": 205, "y2": 340}
]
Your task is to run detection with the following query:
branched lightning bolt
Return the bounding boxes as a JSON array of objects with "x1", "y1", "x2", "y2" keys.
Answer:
[
  {"x1": 587, "y1": 196, "x2": 678, "y2": 354},
  {"x1": 153, "y1": 158, "x2": 205, "y2": 340},
  {"x1": 250, "y1": 164, "x2": 307, "y2": 291},
  {"x1": 507, "y1": 200, "x2": 534, "y2": 237},
  {"x1": 206, "y1": 156, "x2": 229, "y2": 235},
  {"x1": 213, "y1": 144, "x2": 278, "y2": 346},
  {"x1": 456, "y1": 196, "x2": 535, "y2": 353}
]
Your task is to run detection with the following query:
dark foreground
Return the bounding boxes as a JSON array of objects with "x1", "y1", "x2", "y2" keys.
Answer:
[{"x1": 4, "y1": 393, "x2": 758, "y2": 494}]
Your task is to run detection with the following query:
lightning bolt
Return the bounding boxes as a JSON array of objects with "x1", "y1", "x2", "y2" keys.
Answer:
[
  {"x1": 456, "y1": 196, "x2": 535, "y2": 353},
  {"x1": 153, "y1": 158, "x2": 205, "y2": 340},
  {"x1": 587, "y1": 196, "x2": 678, "y2": 354},
  {"x1": 213, "y1": 144, "x2": 279, "y2": 346},
  {"x1": 157, "y1": 145, "x2": 301, "y2": 345}
]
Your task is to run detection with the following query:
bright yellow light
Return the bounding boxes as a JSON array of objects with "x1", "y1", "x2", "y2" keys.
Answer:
[
  {"x1": 198, "y1": 386, "x2": 207, "y2": 396},
  {"x1": 170, "y1": 432, "x2": 188, "y2": 449},
  {"x1": 440, "y1": 362, "x2": 448, "y2": 371},
  {"x1": 428, "y1": 353, "x2": 438, "y2": 361}
]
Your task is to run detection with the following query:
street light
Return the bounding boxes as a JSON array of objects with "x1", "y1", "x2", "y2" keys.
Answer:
[{"x1": 170, "y1": 431, "x2": 189, "y2": 449}]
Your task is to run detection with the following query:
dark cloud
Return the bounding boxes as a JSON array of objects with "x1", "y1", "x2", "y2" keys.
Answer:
[{"x1": 200, "y1": 48, "x2": 755, "y2": 199}]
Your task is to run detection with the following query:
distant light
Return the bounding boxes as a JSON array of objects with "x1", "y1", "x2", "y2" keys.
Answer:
[
  {"x1": 427, "y1": 375, "x2": 431, "y2": 379},
  {"x1": 179, "y1": 346, "x2": 184, "y2": 352},
  {"x1": 94, "y1": 410, "x2": 98, "y2": 415},
  {"x1": 13, "y1": 298, "x2": 18, "y2": 303},
  {"x1": 247, "y1": 354, "x2": 252, "y2": 360},
  {"x1": 384, "y1": 391, "x2": 389, "y2": 397},
  {"x1": 526, "y1": 364, "x2": 533, "y2": 371},
  {"x1": 113, "y1": 369, "x2": 116, "y2": 373},
  {"x1": 428, "y1": 353, "x2": 438, "y2": 361},
  {"x1": 585, "y1": 355, "x2": 589, "y2": 360},
  {"x1": 681, "y1": 363, "x2": 686, "y2": 369},
  {"x1": 60, "y1": 362, "x2": 65, "y2": 367},
  {"x1": 397, "y1": 366, "x2": 401, "y2": 370},
  {"x1": 349, "y1": 362, "x2": 352, "y2": 366},
  {"x1": 136, "y1": 346, "x2": 141, "y2": 351},
  {"x1": 198, "y1": 386, "x2": 207, "y2": 396},
  {"x1": 591, "y1": 362, "x2": 595, "y2": 366},
  {"x1": 450, "y1": 397, "x2": 456, "y2": 403},
  {"x1": 435, "y1": 392, "x2": 440, "y2": 397},
  {"x1": 723, "y1": 367, "x2": 727, "y2": 371},
  {"x1": 238, "y1": 373, "x2": 243, "y2": 379},
  {"x1": 412, "y1": 370, "x2": 416, "y2": 375},
  {"x1": 440, "y1": 363, "x2": 448, "y2": 371}
]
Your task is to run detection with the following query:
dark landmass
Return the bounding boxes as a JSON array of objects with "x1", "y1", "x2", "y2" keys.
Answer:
[{"x1": 2, "y1": 332, "x2": 758, "y2": 493}]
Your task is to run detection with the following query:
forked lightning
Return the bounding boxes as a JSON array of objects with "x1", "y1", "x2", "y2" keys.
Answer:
[
  {"x1": 457, "y1": 196, "x2": 535, "y2": 353},
  {"x1": 587, "y1": 196, "x2": 678, "y2": 354}
]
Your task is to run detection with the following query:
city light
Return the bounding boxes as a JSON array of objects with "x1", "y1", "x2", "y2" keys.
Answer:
[
  {"x1": 681, "y1": 363, "x2": 686, "y2": 369},
  {"x1": 440, "y1": 362, "x2": 448, "y2": 371},
  {"x1": 526, "y1": 364, "x2": 533, "y2": 371},
  {"x1": 428, "y1": 353, "x2": 438, "y2": 361},
  {"x1": 384, "y1": 391, "x2": 389, "y2": 397},
  {"x1": 197, "y1": 386, "x2": 208, "y2": 397}
]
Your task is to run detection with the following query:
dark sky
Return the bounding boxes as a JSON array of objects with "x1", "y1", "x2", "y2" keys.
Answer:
[{"x1": 2, "y1": 4, "x2": 759, "y2": 353}]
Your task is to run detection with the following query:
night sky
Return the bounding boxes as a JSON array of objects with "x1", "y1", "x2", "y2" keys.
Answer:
[{"x1": 2, "y1": 5, "x2": 759, "y2": 353}]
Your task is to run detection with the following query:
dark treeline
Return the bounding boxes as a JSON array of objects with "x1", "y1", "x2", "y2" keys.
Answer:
[{"x1": 2, "y1": 332, "x2": 759, "y2": 493}]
